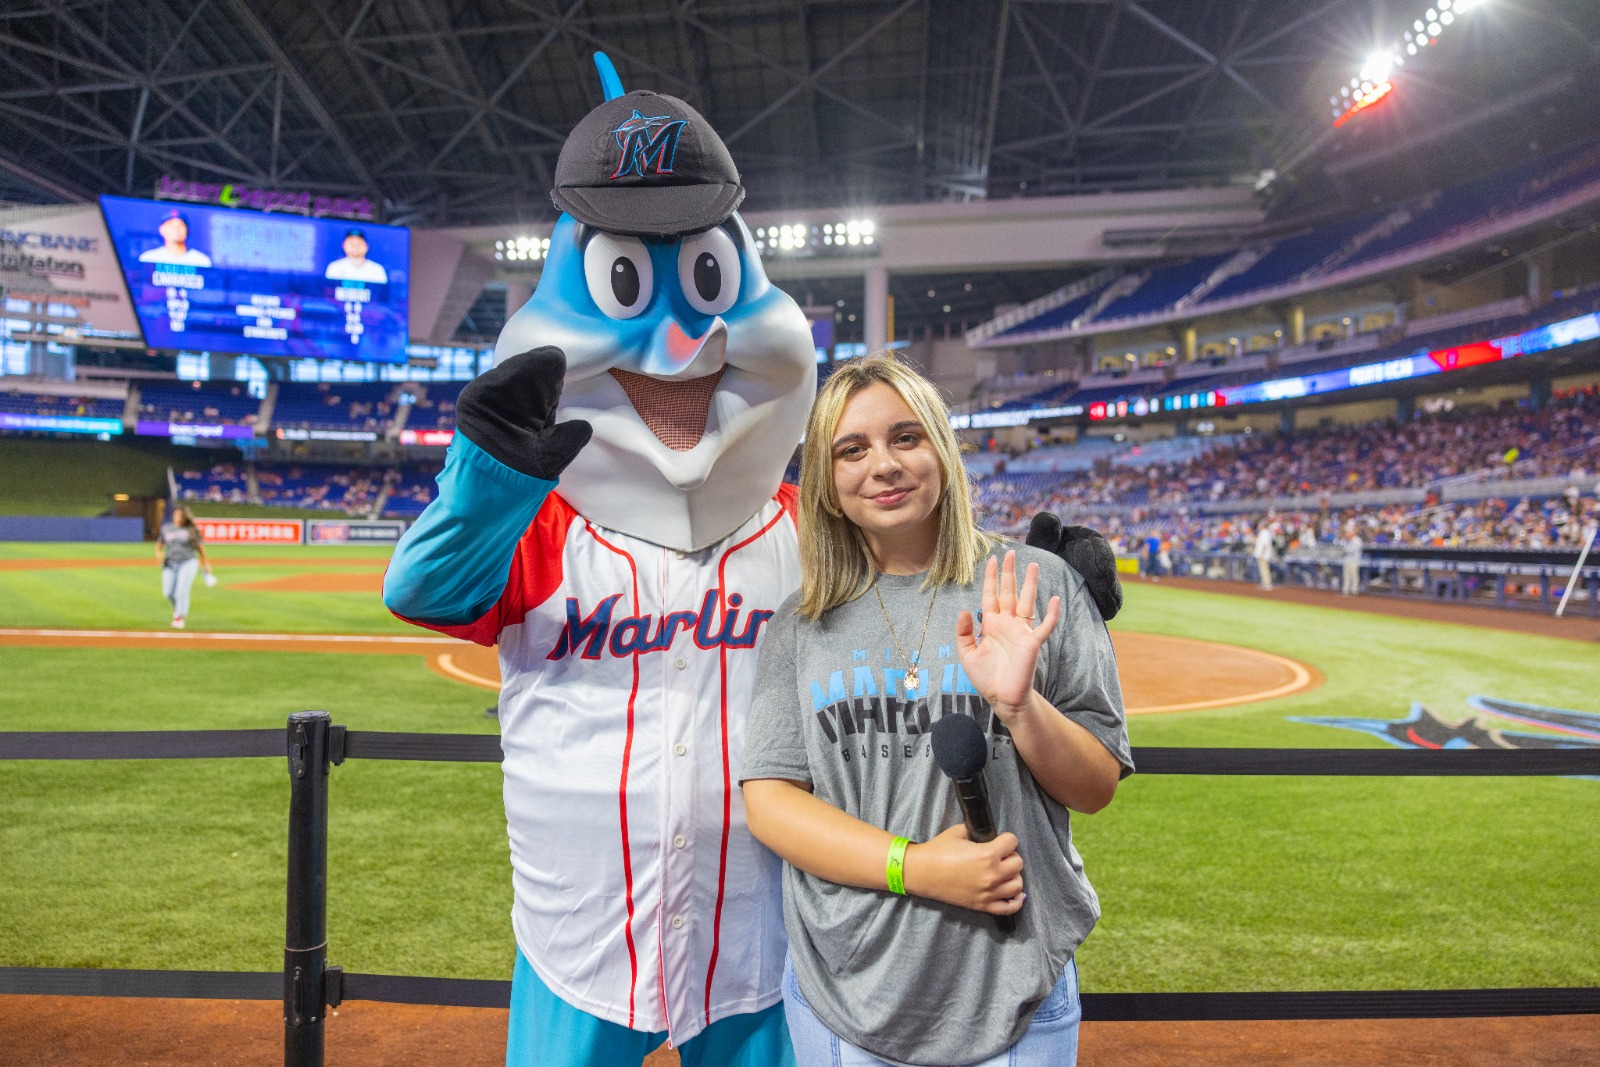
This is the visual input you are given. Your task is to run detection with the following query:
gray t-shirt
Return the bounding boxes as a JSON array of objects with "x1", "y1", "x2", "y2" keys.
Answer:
[
  {"x1": 159, "y1": 522, "x2": 201, "y2": 566},
  {"x1": 741, "y1": 543, "x2": 1132, "y2": 1066}
]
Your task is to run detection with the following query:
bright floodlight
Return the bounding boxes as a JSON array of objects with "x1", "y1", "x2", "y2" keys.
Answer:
[{"x1": 1360, "y1": 53, "x2": 1394, "y2": 83}]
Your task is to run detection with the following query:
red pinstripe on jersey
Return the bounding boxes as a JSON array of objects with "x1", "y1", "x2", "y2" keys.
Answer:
[
  {"x1": 587, "y1": 521, "x2": 644, "y2": 1028},
  {"x1": 702, "y1": 502, "x2": 791, "y2": 1022}
]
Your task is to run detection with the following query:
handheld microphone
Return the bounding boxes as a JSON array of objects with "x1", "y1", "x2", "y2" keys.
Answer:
[{"x1": 930, "y1": 713, "x2": 1017, "y2": 933}]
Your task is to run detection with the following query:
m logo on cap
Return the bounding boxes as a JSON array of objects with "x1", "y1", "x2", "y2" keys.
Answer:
[{"x1": 610, "y1": 110, "x2": 688, "y2": 180}]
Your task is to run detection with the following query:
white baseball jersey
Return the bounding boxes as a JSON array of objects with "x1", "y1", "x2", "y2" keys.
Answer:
[{"x1": 420, "y1": 486, "x2": 800, "y2": 1045}]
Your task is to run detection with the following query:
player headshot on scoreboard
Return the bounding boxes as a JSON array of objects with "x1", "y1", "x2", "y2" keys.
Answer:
[
  {"x1": 138, "y1": 209, "x2": 212, "y2": 267},
  {"x1": 324, "y1": 228, "x2": 389, "y2": 283}
]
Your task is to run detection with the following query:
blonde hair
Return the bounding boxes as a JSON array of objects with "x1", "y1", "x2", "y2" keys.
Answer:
[{"x1": 796, "y1": 353, "x2": 999, "y2": 619}]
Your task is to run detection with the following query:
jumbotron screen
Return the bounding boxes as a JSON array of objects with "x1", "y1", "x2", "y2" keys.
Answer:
[{"x1": 99, "y1": 195, "x2": 409, "y2": 363}]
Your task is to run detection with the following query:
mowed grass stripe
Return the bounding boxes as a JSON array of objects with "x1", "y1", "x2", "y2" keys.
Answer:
[{"x1": 0, "y1": 543, "x2": 413, "y2": 635}]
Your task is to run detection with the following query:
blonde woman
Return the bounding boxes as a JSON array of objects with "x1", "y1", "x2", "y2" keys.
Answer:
[{"x1": 740, "y1": 355, "x2": 1131, "y2": 1067}]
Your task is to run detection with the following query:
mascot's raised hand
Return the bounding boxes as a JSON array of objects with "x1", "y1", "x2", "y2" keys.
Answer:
[
  {"x1": 1025, "y1": 512, "x2": 1124, "y2": 621},
  {"x1": 453, "y1": 346, "x2": 592, "y2": 481}
]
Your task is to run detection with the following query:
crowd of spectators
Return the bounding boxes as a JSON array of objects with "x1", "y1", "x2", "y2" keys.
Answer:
[
  {"x1": 138, "y1": 383, "x2": 259, "y2": 427},
  {"x1": 971, "y1": 387, "x2": 1600, "y2": 553},
  {"x1": 255, "y1": 465, "x2": 387, "y2": 512},
  {"x1": 175, "y1": 463, "x2": 248, "y2": 505},
  {"x1": 1087, "y1": 491, "x2": 1599, "y2": 558},
  {"x1": 975, "y1": 388, "x2": 1598, "y2": 522}
]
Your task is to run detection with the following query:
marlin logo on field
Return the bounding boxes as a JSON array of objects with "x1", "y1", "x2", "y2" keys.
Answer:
[
  {"x1": 546, "y1": 590, "x2": 773, "y2": 661},
  {"x1": 1292, "y1": 696, "x2": 1600, "y2": 754},
  {"x1": 610, "y1": 110, "x2": 687, "y2": 179}
]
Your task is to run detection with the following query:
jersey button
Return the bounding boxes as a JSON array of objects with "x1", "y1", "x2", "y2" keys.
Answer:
[
  {"x1": 674, "y1": 657, "x2": 687, "y2": 670},
  {"x1": 673, "y1": 834, "x2": 686, "y2": 849},
  {"x1": 674, "y1": 744, "x2": 687, "y2": 756},
  {"x1": 671, "y1": 915, "x2": 684, "y2": 930}
]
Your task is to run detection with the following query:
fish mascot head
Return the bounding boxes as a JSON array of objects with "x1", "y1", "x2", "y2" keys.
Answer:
[{"x1": 496, "y1": 57, "x2": 816, "y2": 552}]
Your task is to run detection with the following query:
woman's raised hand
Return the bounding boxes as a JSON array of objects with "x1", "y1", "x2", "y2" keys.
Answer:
[{"x1": 955, "y1": 551, "x2": 1060, "y2": 721}]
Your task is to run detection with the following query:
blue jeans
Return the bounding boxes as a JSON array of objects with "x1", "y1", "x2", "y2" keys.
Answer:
[
  {"x1": 506, "y1": 948, "x2": 794, "y2": 1067},
  {"x1": 781, "y1": 952, "x2": 1080, "y2": 1067}
]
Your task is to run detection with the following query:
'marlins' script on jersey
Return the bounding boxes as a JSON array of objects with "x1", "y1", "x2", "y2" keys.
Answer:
[
  {"x1": 546, "y1": 591, "x2": 776, "y2": 660},
  {"x1": 807, "y1": 648, "x2": 1015, "y2": 758}
]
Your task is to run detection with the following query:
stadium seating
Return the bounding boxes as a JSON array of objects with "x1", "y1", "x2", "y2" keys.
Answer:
[
  {"x1": 382, "y1": 465, "x2": 443, "y2": 518},
  {"x1": 270, "y1": 382, "x2": 398, "y2": 435},
  {"x1": 174, "y1": 463, "x2": 249, "y2": 505},
  {"x1": 254, "y1": 464, "x2": 389, "y2": 512},
  {"x1": 986, "y1": 137, "x2": 1600, "y2": 338},
  {"x1": 0, "y1": 391, "x2": 124, "y2": 422},
  {"x1": 1093, "y1": 254, "x2": 1234, "y2": 323},
  {"x1": 138, "y1": 382, "x2": 261, "y2": 426}
]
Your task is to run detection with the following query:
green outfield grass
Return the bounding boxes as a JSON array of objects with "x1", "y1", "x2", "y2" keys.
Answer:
[
  {"x1": 0, "y1": 543, "x2": 1596, "y2": 992},
  {"x1": 0, "y1": 542, "x2": 409, "y2": 634}
]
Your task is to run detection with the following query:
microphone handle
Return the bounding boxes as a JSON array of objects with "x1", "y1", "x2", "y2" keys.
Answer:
[
  {"x1": 952, "y1": 775, "x2": 997, "y2": 841},
  {"x1": 952, "y1": 775, "x2": 1017, "y2": 934}
]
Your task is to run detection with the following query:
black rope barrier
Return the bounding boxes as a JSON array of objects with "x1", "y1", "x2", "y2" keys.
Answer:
[
  {"x1": 4, "y1": 966, "x2": 1597, "y2": 1021},
  {"x1": 3, "y1": 718, "x2": 1598, "y2": 1067},
  {"x1": 3, "y1": 730, "x2": 1595, "y2": 774},
  {"x1": 0, "y1": 729, "x2": 282, "y2": 760},
  {"x1": 0, "y1": 966, "x2": 279, "y2": 1000}
]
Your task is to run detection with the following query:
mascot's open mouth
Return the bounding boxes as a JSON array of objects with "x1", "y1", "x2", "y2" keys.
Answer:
[{"x1": 610, "y1": 367, "x2": 726, "y2": 452}]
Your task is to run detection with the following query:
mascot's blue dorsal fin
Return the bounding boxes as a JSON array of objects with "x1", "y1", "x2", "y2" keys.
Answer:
[{"x1": 594, "y1": 52, "x2": 625, "y2": 101}]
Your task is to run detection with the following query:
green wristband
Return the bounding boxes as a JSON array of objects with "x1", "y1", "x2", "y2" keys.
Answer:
[{"x1": 885, "y1": 836, "x2": 910, "y2": 895}]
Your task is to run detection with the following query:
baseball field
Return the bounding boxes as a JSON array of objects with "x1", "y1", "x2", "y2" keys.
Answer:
[{"x1": 1, "y1": 540, "x2": 1597, "y2": 1064}]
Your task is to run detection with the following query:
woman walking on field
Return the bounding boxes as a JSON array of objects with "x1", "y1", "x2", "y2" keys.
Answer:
[{"x1": 157, "y1": 505, "x2": 212, "y2": 629}]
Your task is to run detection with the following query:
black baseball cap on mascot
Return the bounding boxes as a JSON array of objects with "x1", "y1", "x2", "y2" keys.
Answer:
[{"x1": 552, "y1": 90, "x2": 744, "y2": 238}]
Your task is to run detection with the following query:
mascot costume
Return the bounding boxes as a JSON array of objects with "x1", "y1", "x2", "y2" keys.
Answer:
[{"x1": 385, "y1": 55, "x2": 1122, "y2": 1067}]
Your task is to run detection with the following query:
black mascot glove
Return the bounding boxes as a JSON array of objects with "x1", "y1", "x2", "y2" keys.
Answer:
[
  {"x1": 454, "y1": 346, "x2": 592, "y2": 481},
  {"x1": 1026, "y1": 512, "x2": 1124, "y2": 622}
]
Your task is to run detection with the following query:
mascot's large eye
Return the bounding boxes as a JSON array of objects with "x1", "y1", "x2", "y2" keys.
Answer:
[
  {"x1": 678, "y1": 228, "x2": 741, "y2": 316},
  {"x1": 584, "y1": 233, "x2": 654, "y2": 319}
]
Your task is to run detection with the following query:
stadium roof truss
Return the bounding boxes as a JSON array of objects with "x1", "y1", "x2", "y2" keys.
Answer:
[{"x1": 0, "y1": 0, "x2": 1424, "y2": 226}]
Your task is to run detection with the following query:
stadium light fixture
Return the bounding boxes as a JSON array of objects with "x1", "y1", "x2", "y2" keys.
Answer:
[
  {"x1": 1332, "y1": 0, "x2": 1480, "y2": 127},
  {"x1": 751, "y1": 218, "x2": 878, "y2": 259},
  {"x1": 495, "y1": 235, "x2": 551, "y2": 265}
]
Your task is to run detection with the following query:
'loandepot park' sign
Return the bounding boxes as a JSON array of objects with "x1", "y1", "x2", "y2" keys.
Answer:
[{"x1": 156, "y1": 175, "x2": 377, "y2": 222}]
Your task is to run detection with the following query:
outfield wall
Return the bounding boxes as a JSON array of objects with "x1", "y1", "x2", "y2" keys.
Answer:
[{"x1": 0, "y1": 516, "x2": 144, "y2": 542}]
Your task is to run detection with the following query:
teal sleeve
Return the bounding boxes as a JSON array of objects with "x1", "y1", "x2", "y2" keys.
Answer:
[{"x1": 382, "y1": 434, "x2": 555, "y2": 626}]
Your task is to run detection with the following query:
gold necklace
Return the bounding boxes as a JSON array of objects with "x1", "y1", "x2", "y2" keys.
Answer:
[{"x1": 872, "y1": 578, "x2": 938, "y2": 693}]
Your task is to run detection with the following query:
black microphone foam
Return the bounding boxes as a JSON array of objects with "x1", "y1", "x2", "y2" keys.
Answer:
[{"x1": 931, "y1": 713, "x2": 988, "y2": 781}]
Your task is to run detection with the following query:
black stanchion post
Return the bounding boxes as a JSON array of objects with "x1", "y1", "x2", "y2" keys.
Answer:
[{"x1": 285, "y1": 712, "x2": 333, "y2": 1067}]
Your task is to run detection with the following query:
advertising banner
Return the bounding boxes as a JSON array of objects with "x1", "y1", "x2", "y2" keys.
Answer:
[
  {"x1": 305, "y1": 519, "x2": 408, "y2": 545},
  {"x1": 0, "y1": 202, "x2": 142, "y2": 340},
  {"x1": 136, "y1": 421, "x2": 259, "y2": 440},
  {"x1": 274, "y1": 427, "x2": 378, "y2": 442},
  {"x1": 398, "y1": 428, "x2": 454, "y2": 446},
  {"x1": 0, "y1": 412, "x2": 123, "y2": 435},
  {"x1": 194, "y1": 518, "x2": 303, "y2": 544}
]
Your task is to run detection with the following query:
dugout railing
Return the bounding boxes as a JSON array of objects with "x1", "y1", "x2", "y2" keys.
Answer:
[{"x1": 2, "y1": 712, "x2": 1598, "y2": 1067}]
